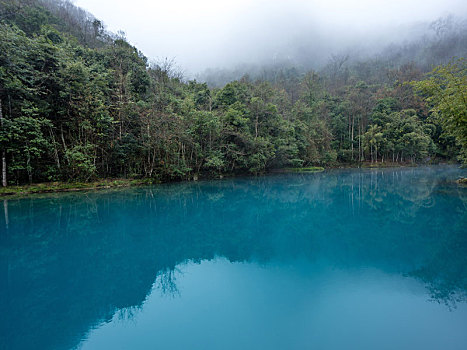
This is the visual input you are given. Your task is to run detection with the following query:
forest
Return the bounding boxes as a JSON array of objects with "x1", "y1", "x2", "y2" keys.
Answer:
[{"x1": 0, "y1": 0, "x2": 466, "y2": 185}]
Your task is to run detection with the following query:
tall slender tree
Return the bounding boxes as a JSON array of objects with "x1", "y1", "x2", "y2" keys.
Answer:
[{"x1": 0, "y1": 99, "x2": 6, "y2": 186}]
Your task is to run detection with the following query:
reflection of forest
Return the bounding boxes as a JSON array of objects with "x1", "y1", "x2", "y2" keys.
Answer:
[{"x1": 0, "y1": 165, "x2": 466, "y2": 350}]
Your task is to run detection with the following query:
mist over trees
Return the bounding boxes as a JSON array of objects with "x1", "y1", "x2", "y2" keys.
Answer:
[
  {"x1": 200, "y1": 16, "x2": 467, "y2": 87},
  {"x1": 0, "y1": 0, "x2": 466, "y2": 186}
]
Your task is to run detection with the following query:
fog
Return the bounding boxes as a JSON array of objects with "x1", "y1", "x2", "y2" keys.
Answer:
[{"x1": 74, "y1": 0, "x2": 467, "y2": 76}]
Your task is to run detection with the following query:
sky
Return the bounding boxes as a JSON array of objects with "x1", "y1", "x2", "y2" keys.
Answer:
[{"x1": 73, "y1": 0, "x2": 467, "y2": 76}]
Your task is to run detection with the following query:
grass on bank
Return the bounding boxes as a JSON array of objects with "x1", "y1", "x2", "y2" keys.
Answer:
[
  {"x1": 0, "y1": 167, "x2": 325, "y2": 198},
  {"x1": 0, "y1": 179, "x2": 155, "y2": 197},
  {"x1": 284, "y1": 166, "x2": 325, "y2": 173}
]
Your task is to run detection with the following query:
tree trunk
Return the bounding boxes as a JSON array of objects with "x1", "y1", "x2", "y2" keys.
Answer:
[
  {"x1": 255, "y1": 115, "x2": 258, "y2": 139},
  {"x1": 358, "y1": 124, "x2": 363, "y2": 162},
  {"x1": 0, "y1": 99, "x2": 6, "y2": 187},
  {"x1": 26, "y1": 149, "x2": 32, "y2": 184},
  {"x1": 49, "y1": 126, "x2": 61, "y2": 170},
  {"x1": 351, "y1": 115, "x2": 354, "y2": 161}
]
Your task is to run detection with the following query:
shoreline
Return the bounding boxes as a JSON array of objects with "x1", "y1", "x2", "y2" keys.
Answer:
[
  {"x1": 0, "y1": 179, "x2": 155, "y2": 199},
  {"x1": 0, "y1": 162, "x2": 463, "y2": 199}
]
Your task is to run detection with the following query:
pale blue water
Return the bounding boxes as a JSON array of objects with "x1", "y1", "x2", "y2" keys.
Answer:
[{"x1": 1, "y1": 165, "x2": 466, "y2": 350}]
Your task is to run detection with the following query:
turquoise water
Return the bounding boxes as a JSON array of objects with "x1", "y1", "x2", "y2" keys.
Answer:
[{"x1": 1, "y1": 165, "x2": 466, "y2": 350}]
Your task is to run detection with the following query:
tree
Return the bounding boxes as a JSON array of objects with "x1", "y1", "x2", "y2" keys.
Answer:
[
  {"x1": 0, "y1": 0, "x2": 461, "y2": 186},
  {"x1": 0, "y1": 98, "x2": 6, "y2": 186},
  {"x1": 413, "y1": 59, "x2": 467, "y2": 162},
  {"x1": 363, "y1": 125, "x2": 384, "y2": 163},
  {"x1": 3, "y1": 113, "x2": 51, "y2": 183}
]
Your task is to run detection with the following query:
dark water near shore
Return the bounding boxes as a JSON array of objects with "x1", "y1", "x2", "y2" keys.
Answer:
[{"x1": 1, "y1": 165, "x2": 466, "y2": 349}]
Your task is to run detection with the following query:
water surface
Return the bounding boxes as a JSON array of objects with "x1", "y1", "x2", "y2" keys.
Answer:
[{"x1": 1, "y1": 165, "x2": 466, "y2": 349}]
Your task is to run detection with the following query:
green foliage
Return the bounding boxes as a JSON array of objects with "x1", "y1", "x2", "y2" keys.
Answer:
[
  {"x1": 413, "y1": 59, "x2": 467, "y2": 163},
  {"x1": 204, "y1": 150, "x2": 225, "y2": 173},
  {"x1": 2, "y1": 112, "x2": 51, "y2": 183},
  {"x1": 64, "y1": 144, "x2": 97, "y2": 181},
  {"x1": 364, "y1": 108, "x2": 435, "y2": 162},
  {"x1": 0, "y1": 0, "x2": 462, "y2": 186}
]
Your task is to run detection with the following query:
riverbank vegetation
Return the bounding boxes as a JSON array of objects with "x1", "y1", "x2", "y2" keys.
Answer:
[
  {"x1": 0, "y1": 0, "x2": 466, "y2": 186},
  {"x1": 0, "y1": 178, "x2": 154, "y2": 197}
]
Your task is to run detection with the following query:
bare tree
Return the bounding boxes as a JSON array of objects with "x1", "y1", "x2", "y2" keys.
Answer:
[{"x1": 0, "y1": 99, "x2": 6, "y2": 187}]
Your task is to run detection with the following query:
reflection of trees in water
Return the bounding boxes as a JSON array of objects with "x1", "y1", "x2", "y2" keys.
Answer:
[
  {"x1": 408, "y1": 217, "x2": 467, "y2": 307},
  {"x1": 457, "y1": 185, "x2": 467, "y2": 212},
  {"x1": 155, "y1": 268, "x2": 181, "y2": 297},
  {"x1": 2, "y1": 200, "x2": 8, "y2": 230},
  {"x1": 0, "y1": 165, "x2": 466, "y2": 349},
  {"x1": 336, "y1": 168, "x2": 438, "y2": 221},
  {"x1": 116, "y1": 305, "x2": 142, "y2": 322}
]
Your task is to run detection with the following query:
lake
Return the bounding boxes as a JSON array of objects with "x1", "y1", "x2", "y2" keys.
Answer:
[{"x1": 1, "y1": 165, "x2": 466, "y2": 350}]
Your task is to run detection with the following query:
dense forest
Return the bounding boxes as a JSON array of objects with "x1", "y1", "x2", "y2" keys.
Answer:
[{"x1": 0, "y1": 0, "x2": 466, "y2": 185}]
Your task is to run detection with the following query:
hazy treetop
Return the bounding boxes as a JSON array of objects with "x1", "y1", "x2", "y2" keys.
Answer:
[{"x1": 74, "y1": 0, "x2": 467, "y2": 75}]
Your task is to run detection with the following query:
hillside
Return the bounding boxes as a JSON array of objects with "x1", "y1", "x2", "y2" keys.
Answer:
[{"x1": 0, "y1": 0, "x2": 466, "y2": 185}]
